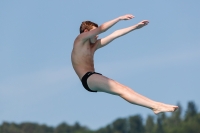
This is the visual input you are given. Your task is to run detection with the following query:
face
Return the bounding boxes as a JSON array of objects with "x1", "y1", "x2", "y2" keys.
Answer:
[{"x1": 89, "y1": 26, "x2": 98, "y2": 43}]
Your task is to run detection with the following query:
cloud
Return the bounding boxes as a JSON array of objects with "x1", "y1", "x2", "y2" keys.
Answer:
[
  {"x1": 0, "y1": 66, "x2": 77, "y2": 103},
  {"x1": 1, "y1": 47, "x2": 199, "y2": 101},
  {"x1": 96, "y1": 47, "x2": 200, "y2": 75}
]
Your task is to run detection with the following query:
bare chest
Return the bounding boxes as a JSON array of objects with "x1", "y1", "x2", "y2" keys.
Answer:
[{"x1": 72, "y1": 41, "x2": 97, "y2": 63}]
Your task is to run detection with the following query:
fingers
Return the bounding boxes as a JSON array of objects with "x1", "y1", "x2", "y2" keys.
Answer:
[
  {"x1": 128, "y1": 14, "x2": 134, "y2": 19},
  {"x1": 142, "y1": 20, "x2": 149, "y2": 23},
  {"x1": 127, "y1": 14, "x2": 134, "y2": 19},
  {"x1": 135, "y1": 20, "x2": 149, "y2": 29},
  {"x1": 141, "y1": 20, "x2": 149, "y2": 25},
  {"x1": 122, "y1": 14, "x2": 134, "y2": 20}
]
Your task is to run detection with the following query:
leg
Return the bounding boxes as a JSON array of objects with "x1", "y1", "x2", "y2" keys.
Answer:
[{"x1": 87, "y1": 74, "x2": 178, "y2": 114}]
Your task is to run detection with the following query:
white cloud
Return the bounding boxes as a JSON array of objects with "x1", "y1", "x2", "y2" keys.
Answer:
[
  {"x1": 0, "y1": 66, "x2": 77, "y2": 102},
  {"x1": 1, "y1": 47, "x2": 199, "y2": 100},
  {"x1": 96, "y1": 47, "x2": 200, "y2": 75}
]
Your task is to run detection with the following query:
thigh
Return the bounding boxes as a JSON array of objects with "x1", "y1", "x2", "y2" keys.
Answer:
[{"x1": 87, "y1": 74, "x2": 128, "y2": 95}]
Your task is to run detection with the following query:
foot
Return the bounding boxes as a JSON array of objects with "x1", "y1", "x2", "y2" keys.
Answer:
[{"x1": 152, "y1": 102, "x2": 178, "y2": 114}]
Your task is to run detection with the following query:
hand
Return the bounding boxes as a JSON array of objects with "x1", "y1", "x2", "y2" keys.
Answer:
[
  {"x1": 119, "y1": 14, "x2": 134, "y2": 20},
  {"x1": 136, "y1": 20, "x2": 149, "y2": 29}
]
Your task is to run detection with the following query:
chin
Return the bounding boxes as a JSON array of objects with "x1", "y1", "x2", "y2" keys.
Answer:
[{"x1": 90, "y1": 39, "x2": 97, "y2": 44}]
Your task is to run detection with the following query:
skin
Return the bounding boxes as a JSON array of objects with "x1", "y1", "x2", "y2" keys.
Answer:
[{"x1": 71, "y1": 14, "x2": 178, "y2": 114}]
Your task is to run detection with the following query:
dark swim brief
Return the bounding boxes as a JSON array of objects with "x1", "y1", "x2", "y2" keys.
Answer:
[{"x1": 81, "y1": 72, "x2": 102, "y2": 92}]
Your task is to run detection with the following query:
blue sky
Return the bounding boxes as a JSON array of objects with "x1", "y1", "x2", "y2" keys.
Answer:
[{"x1": 0, "y1": 0, "x2": 200, "y2": 130}]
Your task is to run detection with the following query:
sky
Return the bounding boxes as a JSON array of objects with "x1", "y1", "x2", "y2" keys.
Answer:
[{"x1": 0, "y1": 0, "x2": 200, "y2": 130}]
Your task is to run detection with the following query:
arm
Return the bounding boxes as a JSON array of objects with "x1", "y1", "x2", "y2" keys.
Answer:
[
  {"x1": 96, "y1": 20, "x2": 149, "y2": 49},
  {"x1": 77, "y1": 14, "x2": 134, "y2": 42}
]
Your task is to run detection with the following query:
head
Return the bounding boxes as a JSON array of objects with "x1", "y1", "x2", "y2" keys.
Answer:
[
  {"x1": 80, "y1": 21, "x2": 98, "y2": 43},
  {"x1": 80, "y1": 21, "x2": 98, "y2": 34}
]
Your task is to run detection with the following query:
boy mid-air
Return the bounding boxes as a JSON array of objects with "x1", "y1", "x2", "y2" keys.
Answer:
[{"x1": 71, "y1": 14, "x2": 178, "y2": 114}]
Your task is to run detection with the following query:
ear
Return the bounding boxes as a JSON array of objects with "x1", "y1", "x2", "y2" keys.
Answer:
[{"x1": 84, "y1": 29, "x2": 88, "y2": 32}]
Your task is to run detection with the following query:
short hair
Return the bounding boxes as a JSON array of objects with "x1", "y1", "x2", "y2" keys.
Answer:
[{"x1": 79, "y1": 21, "x2": 98, "y2": 34}]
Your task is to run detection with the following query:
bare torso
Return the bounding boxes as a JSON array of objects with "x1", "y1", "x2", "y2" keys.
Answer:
[{"x1": 71, "y1": 38, "x2": 98, "y2": 80}]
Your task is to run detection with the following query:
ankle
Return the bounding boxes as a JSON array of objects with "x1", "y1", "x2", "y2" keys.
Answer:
[{"x1": 151, "y1": 101, "x2": 159, "y2": 110}]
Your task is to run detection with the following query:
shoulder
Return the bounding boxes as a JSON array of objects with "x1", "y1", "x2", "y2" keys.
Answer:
[
  {"x1": 73, "y1": 35, "x2": 89, "y2": 48},
  {"x1": 74, "y1": 33, "x2": 88, "y2": 44}
]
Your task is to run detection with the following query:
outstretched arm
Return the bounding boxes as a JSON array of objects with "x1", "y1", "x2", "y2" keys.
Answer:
[
  {"x1": 96, "y1": 20, "x2": 149, "y2": 49},
  {"x1": 77, "y1": 14, "x2": 134, "y2": 42}
]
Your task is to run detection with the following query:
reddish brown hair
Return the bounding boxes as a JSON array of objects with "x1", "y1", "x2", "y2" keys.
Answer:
[{"x1": 79, "y1": 21, "x2": 98, "y2": 34}]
